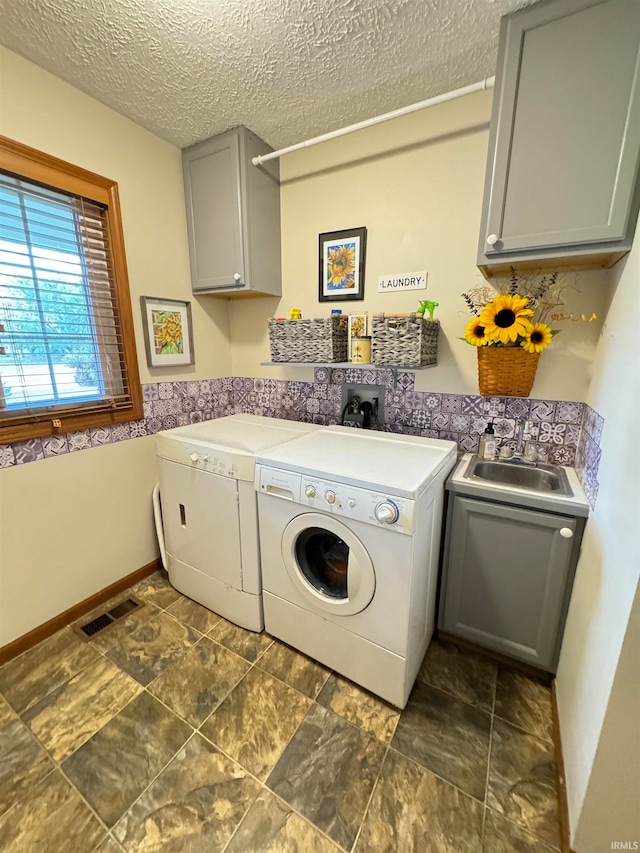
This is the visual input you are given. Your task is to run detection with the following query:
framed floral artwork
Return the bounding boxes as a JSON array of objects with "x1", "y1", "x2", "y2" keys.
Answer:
[
  {"x1": 140, "y1": 296, "x2": 195, "y2": 367},
  {"x1": 318, "y1": 226, "x2": 367, "y2": 302}
]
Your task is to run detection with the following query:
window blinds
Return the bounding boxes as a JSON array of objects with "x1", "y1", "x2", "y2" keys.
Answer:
[{"x1": 0, "y1": 172, "x2": 131, "y2": 416}]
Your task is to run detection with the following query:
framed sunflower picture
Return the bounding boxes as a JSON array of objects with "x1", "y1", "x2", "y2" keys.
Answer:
[
  {"x1": 140, "y1": 296, "x2": 195, "y2": 368},
  {"x1": 318, "y1": 226, "x2": 367, "y2": 302}
]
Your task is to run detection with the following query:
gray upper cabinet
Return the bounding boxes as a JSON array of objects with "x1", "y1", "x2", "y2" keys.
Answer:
[
  {"x1": 478, "y1": 0, "x2": 640, "y2": 276},
  {"x1": 183, "y1": 126, "x2": 281, "y2": 296}
]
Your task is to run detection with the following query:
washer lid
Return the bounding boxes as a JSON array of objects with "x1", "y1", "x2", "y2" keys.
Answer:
[
  {"x1": 157, "y1": 415, "x2": 319, "y2": 480},
  {"x1": 256, "y1": 428, "x2": 457, "y2": 498}
]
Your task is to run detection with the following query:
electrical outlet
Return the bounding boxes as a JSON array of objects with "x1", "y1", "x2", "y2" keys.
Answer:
[{"x1": 341, "y1": 383, "x2": 385, "y2": 429}]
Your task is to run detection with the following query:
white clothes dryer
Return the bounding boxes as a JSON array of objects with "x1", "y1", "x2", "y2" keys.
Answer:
[
  {"x1": 255, "y1": 427, "x2": 457, "y2": 707},
  {"x1": 154, "y1": 414, "x2": 319, "y2": 631}
]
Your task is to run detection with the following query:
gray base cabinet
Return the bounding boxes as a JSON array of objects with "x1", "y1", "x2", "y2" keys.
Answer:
[
  {"x1": 183, "y1": 126, "x2": 281, "y2": 297},
  {"x1": 478, "y1": 0, "x2": 640, "y2": 276},
  {"x1": 438, "y1": 494, "x2": 585, "y2": 672}
]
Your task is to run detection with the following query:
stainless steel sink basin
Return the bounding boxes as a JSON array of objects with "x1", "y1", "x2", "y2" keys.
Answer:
[{"x1": 463, "y1": 456, "x2": 574, "y2": 496}]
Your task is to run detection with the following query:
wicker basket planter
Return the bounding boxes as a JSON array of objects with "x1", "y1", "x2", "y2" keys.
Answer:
[
  {"x1": 371, "y1": 313, "x2": 439, "y2": 367},
  {"x1": 477, "y1": 346, "x2": 540, "y2": 397},
  {"x1": 268, "y1": 316, "x2": 348, "y2": 363}
]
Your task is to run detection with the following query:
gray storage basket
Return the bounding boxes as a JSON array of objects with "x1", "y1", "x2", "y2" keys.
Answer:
[
  {"x1": 371, "y1": 313, "x2": 439, "y2": 367},
  {"x1": 268, "y1": 316, "x2": 348, "y2": 363}
]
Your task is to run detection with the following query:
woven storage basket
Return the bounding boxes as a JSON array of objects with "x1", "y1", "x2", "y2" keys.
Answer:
[
  {"x1": 477, "y1": 346, "x2": 540, "y2": 397},
  {"x1": 371, "y1": 313, "x2": 439, "y2": 367},
  {"x1": 268, "y1": 316, "x2": 348, "y2": 363}
]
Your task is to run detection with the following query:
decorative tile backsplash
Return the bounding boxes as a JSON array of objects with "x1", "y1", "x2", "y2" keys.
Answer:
[{"x1": 0, "y1": 368, "x2": 603, "y2": 508}]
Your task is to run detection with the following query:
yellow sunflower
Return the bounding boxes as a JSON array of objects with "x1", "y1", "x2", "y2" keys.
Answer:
[
  {"x1": 464, "y1": 318, "x2": 488, "y2": 346},
  {"x1": 521, "y1": 322, "x2": 553, "y2": 353},
  {"x1": 479, "y1": 294, "x2": 533, "y2": 345},
  {"x1": 327, "y1": 245, "x2": 356, "y2": 286}
]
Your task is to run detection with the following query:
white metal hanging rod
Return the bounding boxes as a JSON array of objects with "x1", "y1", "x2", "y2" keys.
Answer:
[{"x1": 252, "y1": 76, "x2": 495, "y2": 166}]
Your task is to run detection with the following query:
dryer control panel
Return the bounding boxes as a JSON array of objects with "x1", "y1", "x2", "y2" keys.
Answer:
[
  {"x1": 157, "y1": 434, "x2": 254, "y2": 481},
  {"x1": 257, "y1": 465, "x2": 415, "y2": 534}
]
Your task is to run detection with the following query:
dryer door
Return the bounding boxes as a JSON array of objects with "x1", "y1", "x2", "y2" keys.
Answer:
[{"x1": 281, "y1": 513, "x2": 376, "y2": 616}]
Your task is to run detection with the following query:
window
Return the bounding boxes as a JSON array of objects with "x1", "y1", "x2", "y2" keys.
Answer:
[{"x1": 0, "y1": 136, "x2": 142, "y2": 443}]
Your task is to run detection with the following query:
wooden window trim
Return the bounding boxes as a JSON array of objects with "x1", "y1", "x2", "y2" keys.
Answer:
[{"x1": 0, "y1": 135, "x2": 143, "y2": 444}]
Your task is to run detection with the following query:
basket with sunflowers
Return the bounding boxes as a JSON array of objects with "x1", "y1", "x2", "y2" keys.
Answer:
[{"x1": 462, "y1": 271, "x2": 560, "y2": 397}]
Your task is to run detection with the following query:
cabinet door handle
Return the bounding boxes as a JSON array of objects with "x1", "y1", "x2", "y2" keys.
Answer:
[
  {"x1": 233, "y1": 272, "x2": 241, "y2": 282},
  {"x1": 559, "y1": 527, "x2": 573, "y2": 539},
  {"x1": 486, "y1": 234, "x2": 499, "y2": 246}
]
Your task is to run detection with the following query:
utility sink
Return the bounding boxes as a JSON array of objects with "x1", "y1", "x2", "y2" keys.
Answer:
[{"x1": 463, "y1": 456, "x2": 574, "y2": 496}]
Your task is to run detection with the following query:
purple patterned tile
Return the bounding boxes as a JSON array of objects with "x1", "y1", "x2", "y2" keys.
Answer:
[
  {"x1": 329, "y1": 369, "x2": 346, "y2": 384},
  {"x1": 142, "y1": 383, "x2": 159, "y2": 402},
  {"x1": 409, "y1": 410, "x2": 431, "y2": 429},
  {"x1": 470, "y1": 415, "x2": 489, "y2": 434},
  {"x1": 461, "y1": 395, "x2": 483, "y2": 415},
  {"x1": 189, "y1": 412, "x2": 203, "y2": 424},
  {"x1": 327, "y1": 384, "x2": 342, "y2": 402},
  {"x1": 362, "y1": 369, "x2": 377, "y2": 385},
  {"x1": 505, "y1": 398, "x2": 531, "y2": 420},
  {"x1": 580, "y1": 433, "x2": 602, "y2": 469},
  {"x1": 405, "y1": 391, "x2": 424, "y2": 410},
  {"x1": 532, "y1": 443, "x2": 550, "y2": 463},
  {"x1": 493, "y1": 418, "x2": 516, "y2": 439},
  {"x1": 196, "y1": 396, "x2": 212, "y2": 411},
  {"x1": 172, "y1": 381, "x2": 188, "y2": 399},
  {"x1": 420, "y1": 429, "x2": 439, "y2": 439},
  {"x1": 242, "y1": 377, "x2": 254, "y2": 391},
  {"x1": 152, "y1": 399, "x2": 173, "y2": 417},
  {"x1": 524, "y1": 421, "x2": 540, "y2": 441},
  {"x1": 111, "y1": 423, "x2": 131, "y2": 443},
  {"x1": 143, "y1": 401, "x2": 154, "y2": 419},
  {"x1": 287, "y1": 381, "x2": 306, "y2": 396},
  {"x1": 90, "y1": 426, "x2": 112, "y2": 446},
  {"x1": 130, "y1": 420, "x2": 148, "y2": 438},
  {"x1": 530, "y1": 400, "x2": 557, "y2": 421},
  {"x1": 483, "y1": 397, "x2": 506, "y2": 418},
  {"x1": 175, "y1": 414, "x2": 190, "y2": 427},
  {"x1": 394, "y1": 409, "x2": 414, "y2": 426},
  {"x1": 0, "y1": 445, "x2": 15, "y2": 467},
  {"x1": 42, "y1": 434, "x2": 69, "y2": 457},
  {"x1": 199, "y1": 380, "x2": 213, "y2": 395},
  {"x1": 549, "y1": 445, "x2": 576, "y2": 466},
  {"x1": 67, "y1": 431, "x2": 91, "y2": 453},
  {"x1": 180, "y1": 396, "x2": 195, "y2": 413},
  {"x1": 538, "y1": 422, "x2": 567, "y2": 445},
  {"x1": 388, "y1": 390, "x2": 406, "y2": 408},
  {"x1": 345, "y1": 368, "x2": 363, "y2": 383},
  {"x1": 162, "y1": 415, "x2": 178, "y2": 430},
  {"x1": 320, "y1": 399, "x2": 336, "y2": 416},
  {"x1": 312, "y1": 383, "x2": 328, "y2": 399},
  {"x1": 451, "y1": 414, "x2": 471, "y2": 433},
  {"x1": 441, "y1": 394, "x2": 462, "y2": 414},
  {"x1": 383, "y1": 406, "x2": 397, "y2": 425},
  {"x1": 580, "y1": 467, "x2": 600, "y2": 508},
  {"x1": 396, "y1": 372, "x2": 415, "y2": 391},
  {"x1": 460, "y1": 433, "x2": 480, "y2": 452},
  {"x1": 232, "y1": 377, "x2": 245, "y2": 390},
  {"x1": 583, "y1": 406, "x2": 604, "y2": 443},
  {"x1": 565, "y1": 424, "x2": 581, "y2": 445},
  {"x1": 145, "y1": 417, "x2": 163, "y2": 434},
  {"x1": 210, "y1": 378, "x2": 223, "y2": 393},
  {"x1": 186, "y1": 380, "x2": 200, "y2": 397},
  {"x1": 431, "y1": 412, "x2": 450, "y2": 430},
  {"x1": 438, "y1": 430, "x2": 459, "y2": 443},
  {"x1": 374, "y1": 369, "x2": 395, "y2": 387},
  {"x1": 556, "y1": 401, "x2": 583, "y2": 424},
  {"x1": 13, "y1": 439, "x2": 44, "y2": 463},
  {"x1": 423, "y1": 393, "x2": 441, "y2": 411},
  {"x1": 158, "y1": 382, "x2": 174, "y2": 399},
  {"x1": 306, "y1": 398, "x2": 320, "y2": 414}
]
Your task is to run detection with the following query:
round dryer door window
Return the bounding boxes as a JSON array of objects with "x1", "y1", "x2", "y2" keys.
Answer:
[{"x1": 282, "y1": 513, "x2": 376, "y2": 616}]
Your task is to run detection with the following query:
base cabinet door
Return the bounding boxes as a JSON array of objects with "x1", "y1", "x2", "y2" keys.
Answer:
[{"x1": 438, "y1": 496, "x2": 578, "y2": 671}]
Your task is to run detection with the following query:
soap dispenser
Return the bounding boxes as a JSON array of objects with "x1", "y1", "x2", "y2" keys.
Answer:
[{"x1": 479, "y1": 422, "x2": 497, "y2": 460}]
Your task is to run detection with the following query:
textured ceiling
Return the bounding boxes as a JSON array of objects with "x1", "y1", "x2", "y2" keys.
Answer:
[{"x1": 0, "y1": 0, "x2": 537, "y2": 151}]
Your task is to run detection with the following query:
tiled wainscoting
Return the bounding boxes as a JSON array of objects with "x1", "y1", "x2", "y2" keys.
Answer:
[{"x1": 0, "y1": 368, "x2": 603, "y2": 506}]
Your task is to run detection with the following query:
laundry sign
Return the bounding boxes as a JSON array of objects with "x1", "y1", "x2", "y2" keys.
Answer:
[{"x1": 378, "y1": 271, "x2": 427, "y2": 293}]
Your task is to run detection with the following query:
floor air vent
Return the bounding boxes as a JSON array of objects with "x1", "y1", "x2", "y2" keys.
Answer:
[{"x1": 77, "y1": 597, "x2": 142, "y2": 639}]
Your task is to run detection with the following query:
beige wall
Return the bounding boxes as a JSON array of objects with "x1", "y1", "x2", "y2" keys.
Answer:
[
  {"x1": 229, "y1": 89, "x2": 608, "y2": 401},
  {"x1": 0, "y1": 48, "x2": 232, "y2": 645},
  {"x1": 556, "y1": 226, "x2": 640, "y2": 851}
]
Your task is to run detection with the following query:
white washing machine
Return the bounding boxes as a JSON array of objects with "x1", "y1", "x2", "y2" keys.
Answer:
[
  {"x1": 154, "y1": 414, "x2": 319, "y2": 631},
  {"x1": 255, "y1": 427, "x2": 457, "y2": 707}
]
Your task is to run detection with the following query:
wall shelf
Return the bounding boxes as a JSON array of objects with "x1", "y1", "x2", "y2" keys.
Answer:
[{"x1": 260, "y1": 362, "x2": 436, "y2": 370}]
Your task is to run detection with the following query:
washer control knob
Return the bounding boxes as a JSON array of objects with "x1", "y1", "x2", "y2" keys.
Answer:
[
  {"x1": 324, "y1": 490, "x2": 337, "y2": 505},
  {"x1": 375, "y1": 500, "x2": 399, "y2": 524},
  {"x1": 189, "y1": 452, "x2": 199, "y2": 463},
  {"x1": 348, "y1": 499, "x2": 356, "y2": 508},
  {"x1": 304, "y1": 485, "x2": 316, "y2": 498}
]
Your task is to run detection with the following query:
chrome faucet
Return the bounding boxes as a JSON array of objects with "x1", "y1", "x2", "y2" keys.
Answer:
[{"x1": 503, "y1": 419, "x2": 537, "y2": 466}]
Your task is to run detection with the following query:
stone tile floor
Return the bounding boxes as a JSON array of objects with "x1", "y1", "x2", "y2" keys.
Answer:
[{"x1": 0, "y1": 571, "x2": 560, "y2": 852}]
